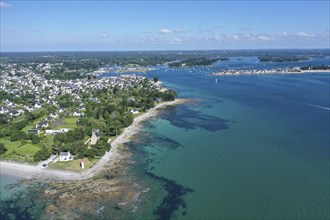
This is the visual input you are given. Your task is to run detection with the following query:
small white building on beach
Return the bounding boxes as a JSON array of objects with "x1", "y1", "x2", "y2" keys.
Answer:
[{"x1": 59, "y1": 152, "x2": 73, "y2": 161}]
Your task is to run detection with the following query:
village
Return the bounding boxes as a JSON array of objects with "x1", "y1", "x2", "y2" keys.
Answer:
[{"x1": 0, "y1": 61, "x2": 172, "y2": 171}]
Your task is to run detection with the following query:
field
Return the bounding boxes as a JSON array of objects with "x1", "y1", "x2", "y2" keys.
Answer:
[
  {"x1": 53, "y1": 117, "x2": 79, "y2": 129},
  {"x1": 48, "y1": 157, "x2": 98, "y2": 172},
  {"x1": 0, "y1": 138, "x2": 40, "y2": 162}
]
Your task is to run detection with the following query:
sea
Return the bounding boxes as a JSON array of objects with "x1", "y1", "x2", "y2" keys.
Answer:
[{"x1": 1, "y1": 56, "x2": 329, "y2": 219}]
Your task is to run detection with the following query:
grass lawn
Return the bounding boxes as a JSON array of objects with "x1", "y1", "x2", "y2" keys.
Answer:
[
  {"x1": 10, "y1": 115, "x2": 26, "y2": 124},
  {"x1": 0, "y1": 138, "x2": 40, "y2": 162},
  {"x1": 133, "y1": 111, "x2": 145, "y2": 118},
  {"x1": 49, "y1": 158, "x2": 98, "y2": 172},
  {"x1": 53, "y1": 117, "x2": 79, "y2": 129},
  {"x1": 22, "y1": 123, "x2": 37, "y2": 132}
]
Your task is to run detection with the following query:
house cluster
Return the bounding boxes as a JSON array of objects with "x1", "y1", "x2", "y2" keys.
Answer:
[
  {"x1": 0, "y1": 68, "x2": 61, "y2": 119},
  {"x1": 36, "y1": 112, "x2": 58, "y2": 129},
  {"x1": 1, "y1": 62, "x2": 162, "y2": 125}
]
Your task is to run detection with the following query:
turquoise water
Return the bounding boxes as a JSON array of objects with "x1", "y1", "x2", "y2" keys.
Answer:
[
  {"x1": 1, "y1": 57, "x2": 329, "y2": 219},
  {"x1": 129, "y1": 59, "x2": 330, "y2": 219},
  {"x1": 0, "y1": 174, "x2": 20, "y2": 201}
]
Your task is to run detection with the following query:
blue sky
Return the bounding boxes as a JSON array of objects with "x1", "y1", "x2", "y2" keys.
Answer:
[{"x1": 1, "y1": 0, "x2": 329, "y2": 51}]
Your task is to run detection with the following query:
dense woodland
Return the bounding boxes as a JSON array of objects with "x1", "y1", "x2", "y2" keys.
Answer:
[{"x1": 258, "y1": 56, "x2": 309, "y2": 62}]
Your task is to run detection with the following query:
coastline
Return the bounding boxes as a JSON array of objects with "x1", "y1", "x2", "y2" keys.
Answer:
[
  {"x1": 213, "y1": 69, "x2": 329, "y2": 76},
  {"x1": 301, "y1": 70, "x2": 330, "y2": 73},
  {"x1": 0, "y1": 98, "x2": 189, "y2": 181}
]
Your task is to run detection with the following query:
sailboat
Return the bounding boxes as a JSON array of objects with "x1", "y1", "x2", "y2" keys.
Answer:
[{"x1": 215, "y1": 78, "x2": 218, "y2": 83}]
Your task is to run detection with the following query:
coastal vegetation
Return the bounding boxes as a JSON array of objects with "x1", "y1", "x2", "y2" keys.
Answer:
[
  {"x1": 258, "y1": 56, "x2": 309, "y2": 62},
  {"x1": 168, "y1": 57, "x2": 228, "y2": 67},
  {"x1": 49, "y1": 157, "x2": 98, "y2": 171},
  {"x1": 300, "y1": 65, "x2": 330, "y2": 70},
  {"x1": 0, "y1": 72, "x2": 176, "y2": 163}
]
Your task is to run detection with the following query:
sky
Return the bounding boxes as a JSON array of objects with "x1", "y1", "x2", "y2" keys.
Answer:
[{"x1": 0, "y1": 0, "x2": 329, "y2": 51}]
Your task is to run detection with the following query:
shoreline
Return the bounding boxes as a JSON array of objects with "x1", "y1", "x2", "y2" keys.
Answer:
[
  {"x1": 213, "y1": 69, "x2": 329, "y2": 76},
  {"x1": 0, "y1": 98, "x2": 189, "y2": 181}
]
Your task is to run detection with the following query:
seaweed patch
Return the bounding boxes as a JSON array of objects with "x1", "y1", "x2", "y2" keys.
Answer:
[
  {"x1": 145, "y1": 171, "x2": 194, "y2": 220},
  {"x1": 159, "y1": 105, "x2": 231, "y2": 132}
]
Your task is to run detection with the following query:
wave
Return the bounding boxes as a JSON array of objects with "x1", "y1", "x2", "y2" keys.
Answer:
[{"x1": 296, "y1": 102, "x2": 330, "y2": 111}]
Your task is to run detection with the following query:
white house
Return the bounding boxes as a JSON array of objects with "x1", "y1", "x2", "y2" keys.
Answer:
[
  {"x1": 10, "y1": 110, "x2": 21, "y2": 117},
  {"x1": 36, "y1": 121, "x2": 49, "y2": 129},
  {"x1": 26, "y1": 106, "x2": 34, "y2": 112},
  {"x1": 59, "y1": 107, "x2": 66, "y2": 113},
  {"x1": 34, "y1": 102, "x2": 42, "y2": 109},
  {"x1": 72, "y1": 110, "x2": 83, "y2": 117},
  {"x1": 59, "y1": 152, "x2": 73, "y2": 161},
  {"x1": 50, "y1": 112, "x2": 58, "y2": 118},
  {"x1": 130, "y1": 109, "x2": 139, "y2": 114}
]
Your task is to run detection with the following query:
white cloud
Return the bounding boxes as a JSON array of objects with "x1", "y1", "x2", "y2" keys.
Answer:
[
  {"x1": 174, "y1": 28, "x2": 183, "y2": 33},
  {"x1": 159, "y1": 28, "x2": 171, "y2": 34},
  {"x1": 280, "y1": 31, "x2": 288, "y2": 36},
  {"x1": 173, "y1": 37, "x2": 183, "y2": 42},
  {"x1": 0, "y1": 1, "x2": 11, "y2": 8},
  {"x1": 258, "y1": 35, "x2": 272, "y2": 41},
  {"x1": 231, "y1": 35, "x2": 240, "y2": 40},
  {"x1": 100, "y1": 33, "x2": 109, "y2": 38},
  {"x1": 294, "y1": 32, "x2": 314, "y2": 37}
]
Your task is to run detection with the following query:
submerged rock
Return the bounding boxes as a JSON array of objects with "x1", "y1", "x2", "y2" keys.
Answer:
[
  {"x1": 46, "y1": 204, "x2": 58, "y2": 215},
  {"x1": 44, "y1": 189, "x2": 57, "y2": 195}
]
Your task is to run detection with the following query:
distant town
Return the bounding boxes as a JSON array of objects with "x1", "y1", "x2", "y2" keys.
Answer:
[{"x1": 212, "y1": 65, "x2": 330, "y2": 76}]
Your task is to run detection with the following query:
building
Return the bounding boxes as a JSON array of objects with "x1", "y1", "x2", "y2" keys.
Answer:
[
  {"x1": 90, "y1": 129, "x2": 100, "y2": 145},
  {"x1": 36, "y1": 121, "x2": 49, "y2": 129},
  {"x1": 72, "y1": 110, "x2": 83, "y2": 117},
  {"x1": 130, "y1": 109, "x2": 139, "y2": 114},
  {"x1": 62, "y1": 84, "x2": 73, "y2": 94},
  {"x1": 59, "y1": 152, "x2": 73, "y2": 161},
  {"x1": 10, "y1": 110, "x2": 21, "y2": 117},
  {"x1": 45, "y1": 128, "x2": 70, "y2": 135},
  {"x1": 28, "y1": 129, "x2": 40, "y2": 135},
  {"x1": 50, "y1": 112, "x2": 58, "y2": 118}
]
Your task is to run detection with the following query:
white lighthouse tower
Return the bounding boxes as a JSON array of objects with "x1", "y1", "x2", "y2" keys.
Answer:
[{"x1": 80, "y1": 160, "x2": 85, "y2": 169}]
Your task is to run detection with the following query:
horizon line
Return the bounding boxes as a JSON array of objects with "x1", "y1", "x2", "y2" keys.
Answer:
[{"x1": 1, "y1": 48, "x2": 329, "y2": 53}]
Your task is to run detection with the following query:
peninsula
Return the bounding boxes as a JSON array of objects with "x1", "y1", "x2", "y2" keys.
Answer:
[
  {"x1": 0, "y1": 98, "x2": 188, "y2": 181},
  {"x1": 0, "y1": 57, "x2": 182, "y2": 180},
  {"x1": 212, "y1": 65, "x2": 330, "y2": 76}
]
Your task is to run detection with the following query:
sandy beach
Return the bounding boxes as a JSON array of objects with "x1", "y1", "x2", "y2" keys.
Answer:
[{"x1": 0, "y1": 99, "x2": 188, "y2": 181}]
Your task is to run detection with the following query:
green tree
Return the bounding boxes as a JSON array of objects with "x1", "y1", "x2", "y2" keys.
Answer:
[
  {"x1": 10, "y1": 131, "x2": 27, "y2": 142},
  {"x1": 31, "y1": 135, "x2": 41, "y2": 144},
  {"x1": 0, "y1": 143, "x2": 7, "y2": 155},
  {"x1": 34, "y1": 146, "x2": 51, "y2": 161}
]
